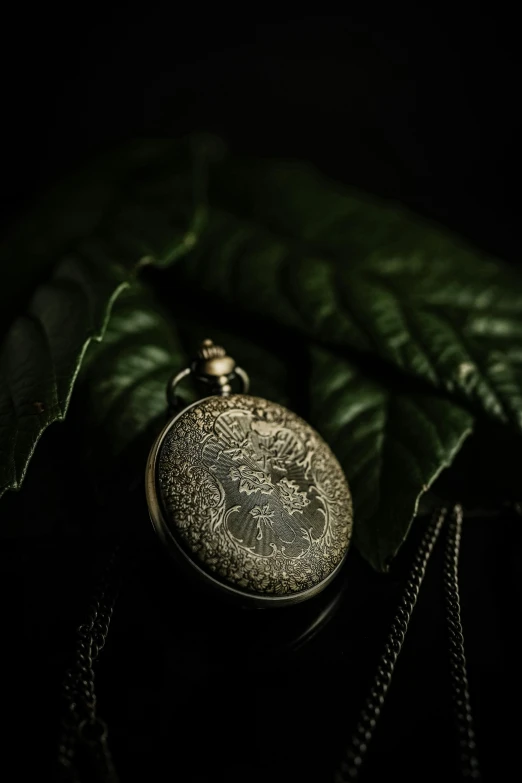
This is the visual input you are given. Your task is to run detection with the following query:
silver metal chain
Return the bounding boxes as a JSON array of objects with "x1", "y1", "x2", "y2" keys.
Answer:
[
  {"x1": 443, "y1": 506, "x2": 481, "y2": 780},
  {"x1": 55, "y1": 506, "x2": 480, "y2": 782},
  {"x1": 335, "y1": 507, "x2": 447, "y2": 781},
  {"x1": 57, "y1": 546, "x2": 122, "y2": 783},
  {"x1": 335, "y1": 505, "x2": 481, "y2": 781}
]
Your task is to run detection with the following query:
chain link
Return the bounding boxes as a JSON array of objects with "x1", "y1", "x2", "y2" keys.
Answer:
[
  {"x1": 56, "y1": 545, "x2": 122, "y2": 783},
  {"x1": 56, "y1": 507, "x2": 481, "y2": 782},
  {"x1": 335, "y1": 507, "x2": 448, "y2": 781},
  {"x1": 443, "y1": 505, "x2": 481, "y2": 780},
  {"x1": 335, "y1": 505, "x2": 481, "y2": 781}
]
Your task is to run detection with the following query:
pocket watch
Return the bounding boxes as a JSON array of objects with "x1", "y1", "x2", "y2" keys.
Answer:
[{"x1": 146, "y1": 340, "x2": 353, "y2": 606}]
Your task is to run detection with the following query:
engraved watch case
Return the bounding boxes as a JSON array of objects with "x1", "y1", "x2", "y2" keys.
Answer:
[{"x1": 146, "y1": 341, "x2": 353, "y2": 606}]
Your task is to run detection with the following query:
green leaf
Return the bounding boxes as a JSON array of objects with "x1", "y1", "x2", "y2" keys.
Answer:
[
  {"x1": 178, "y1": 159, "x2": 522, "y2": 432},
  {"x1": 76, "y1": 290, "x2": 474, "y2": 570},
  {"x1": 0, "y1": 255, "x2": 130, "y2": 498},
  {"x1": 0, "y1": 138, "x2": 210, "y2": 332},
  {"x1": 0, "y1": 138, "x2": 212, "y2": 499},
  {"x1": 4, "y1": 138, "x2": 520, "y2": 572},
  {"x1": 76, "y1": 288, "x2": 294, "y2": 471},
  {"x1": 76, "y1": 285, "x2": 187, "y2": 470},
  {"x1": 309, "y1": 345, "x2": 473, "y2": 570}
]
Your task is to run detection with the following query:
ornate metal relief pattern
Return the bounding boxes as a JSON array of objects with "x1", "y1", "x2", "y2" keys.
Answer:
[{"x1": 158, "y1": 395, "x2": 352, "y2": 596}]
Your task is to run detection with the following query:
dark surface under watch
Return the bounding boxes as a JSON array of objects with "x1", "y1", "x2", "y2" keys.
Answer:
[
  {"x1": 16, "y1": 465, "x2": 522, "y2": 783},
  {"x1": 7, "y1": 8, "x2": 522, "y2": 782}
]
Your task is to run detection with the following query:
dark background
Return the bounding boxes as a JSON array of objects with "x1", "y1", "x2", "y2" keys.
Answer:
[{"x1": 7, "y1": 8, "x2": 521, "y2": 782}]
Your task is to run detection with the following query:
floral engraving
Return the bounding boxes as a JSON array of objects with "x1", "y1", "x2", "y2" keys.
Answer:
[
  {"x1": 158, "y1": 394, "x2": 352, "y2": 597},
  {"x1": 276, "y1": 477, "x2": 310, "y2": 515},
  {"x1": 229, "y1": 465, "x2": 274, "y2": 496},
  {"x1": 250, "y1": 504, "x2": 275, "y2": 540}
]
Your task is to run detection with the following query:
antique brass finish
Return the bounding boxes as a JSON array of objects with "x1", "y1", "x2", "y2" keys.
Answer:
[
  {"x1": 147, "y1": 342, "x2": 352, "y2": 605},
  {"x1": 167, "y1": 339, "x2": 249, "y2": 406},
  {"x1": 195, "y1": 339, "x2": 236, "y2": 378}
]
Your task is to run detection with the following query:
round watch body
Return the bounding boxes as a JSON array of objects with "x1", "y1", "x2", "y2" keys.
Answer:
[{"x1": 146, "y1": 393, "x2": 352, "y2": 606}]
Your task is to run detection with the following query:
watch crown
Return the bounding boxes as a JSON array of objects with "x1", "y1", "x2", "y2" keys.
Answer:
[{"x1": 197, "y1": 339, "x2": 227, "y2": 361}]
